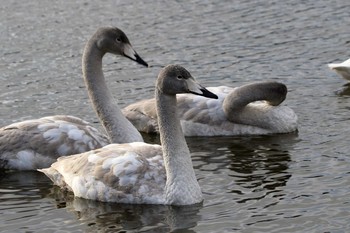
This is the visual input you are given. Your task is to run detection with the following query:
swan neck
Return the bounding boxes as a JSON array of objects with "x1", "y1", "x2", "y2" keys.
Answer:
[
  {"x1": 156, "y1": 89, "x2": 202, "y2": 205},
  {"x1": 82, "y1": 40, "x2": 143, "y2": 143},
  {"x1": 222, "y1": 83, "x2": 293, "y2": 131},
  {"x1": 156, "y1": 92, "x2": 187, "y2": 153},
  {"x1": 223, "y1": 82, "x2": 287, "y2": 114}
]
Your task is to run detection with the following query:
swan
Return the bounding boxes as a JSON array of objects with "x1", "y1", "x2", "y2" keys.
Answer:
[
  {"x1": 122, "y1": 81, "x2": 298, "y2": 136},
  {"x1": 39, "y1": 64, "x2": 218, "y2": 205},
  {"x1": 0, "y1": 27, "x2": 147, "y2": 170},
  {"x1": 328, "y1": 58, "x2": 350, "y2": 80}
]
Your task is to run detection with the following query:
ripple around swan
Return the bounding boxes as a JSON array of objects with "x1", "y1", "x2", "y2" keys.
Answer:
[
  {"x1": 0, "y1": 172, "x2": 83, "y2": 232},
  {"x1": 2, "y1": 0, "x2": 350, "y2": 232}
]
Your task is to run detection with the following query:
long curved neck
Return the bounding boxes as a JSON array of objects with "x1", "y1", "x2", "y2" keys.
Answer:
[
  {"x1": 224, "y1": 82, "x2": 287, "y2": 112},
  {"x1": 156, "y1": 90, "x2": 202, "y2": 205},
  {"x1": 82, "y1": 40, "x2": 143, "y2": 143},
  {"x1": 223, "y1": 82, "x2": 289, "y2": 130}
]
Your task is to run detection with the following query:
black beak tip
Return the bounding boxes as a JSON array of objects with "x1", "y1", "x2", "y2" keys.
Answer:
[
  {"x1": 135, "y1": 54, "x2": 148, "y2": 67},
  {"x1": 201, "y1": 88, "x2": 218, "y2": 99}
]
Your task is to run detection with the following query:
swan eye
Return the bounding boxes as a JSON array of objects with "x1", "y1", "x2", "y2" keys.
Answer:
[
  {"x1": 116, "y1": 37, "x2": 122, "y2": 43},
  {"x1": 177, "y1": 75, "x2": 184, "y2": 80}
]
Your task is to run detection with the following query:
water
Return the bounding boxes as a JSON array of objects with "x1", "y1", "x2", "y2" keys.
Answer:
[{"x1": 1, "y1": 0, "x2": 350, "y2": 232}]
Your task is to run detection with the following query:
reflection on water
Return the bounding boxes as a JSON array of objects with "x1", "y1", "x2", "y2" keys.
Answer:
[
  {"x1": 0, "y1": 172, "x2": 61, "y2": 233},
  {"x1": 0, "y1": 171, "x2": 202, "y2": 232},
  {"x1": 49, "y1": 187, "x2": 202, "y2": 232},
  {"x1": 335, "y1": 83, "x2": 350, "y2": 96},
  {"x1": 0, "y1": 134, "x2": 299, "y2": 232},
  {"x1": 49, "y1": 186, "x2": 202, "y2": 233},
  {"x1": 2, "y1": 0, "x2": 350, "y2": 231},
  {"x1": 187, "y1": 134, "x2": 297, "y2": 192},
  {"x1": 0, "y1": 171, "x2": 51, "y2": 200},
  {"x1": 226, "y1": 134, "x2": 295, "y2": 191}
]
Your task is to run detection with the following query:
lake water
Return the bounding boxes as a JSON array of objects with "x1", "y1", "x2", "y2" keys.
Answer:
[{"x1": 1, "y1": 0, "x2": 350, "y2": 232}]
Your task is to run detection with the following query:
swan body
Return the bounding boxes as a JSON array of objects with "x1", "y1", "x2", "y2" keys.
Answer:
[
  {"x1": 0, "y1": 116, "x2": 109, "y2": 170},
  {"x1": 0, "y1": 27, "x2": 147, "y2": 170},
  {"x1": 328, "y1": 58, "x2": 350, "y2": 80},
  {"x1": 39, "y1": 64, "x2": 218, "y2": 205},
  {"x1": 123, "y1": 81, "x2": 298, "y2": 136}
]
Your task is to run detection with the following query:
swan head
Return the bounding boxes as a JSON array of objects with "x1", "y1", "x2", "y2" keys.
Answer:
[
  {"x1": 94, "y1": 27, "x2": 148, "y2": 67},
  {"x1": 157, "y1": 65, "x2": 218, "y2": 99},
  {"x1": 258, "y1": 81, "x2": 287, "y2": 106}
]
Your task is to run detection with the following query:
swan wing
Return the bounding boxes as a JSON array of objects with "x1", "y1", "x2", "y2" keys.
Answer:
[
  {"x1": 122, "y1": 99, "x2": 159, "y2": 133},
  {"x1": 177, "y1": 86, "x2": 232, "y2": 124}
]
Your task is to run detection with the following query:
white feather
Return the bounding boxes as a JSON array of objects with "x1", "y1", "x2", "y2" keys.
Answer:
[{"x1": 328, "y1": 58, "x2": 350, "y2": 80}]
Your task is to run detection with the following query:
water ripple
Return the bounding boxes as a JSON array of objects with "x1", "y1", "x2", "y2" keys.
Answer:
[{"x1": 1, "y1": 0, "x2": 350, "y2": 232}]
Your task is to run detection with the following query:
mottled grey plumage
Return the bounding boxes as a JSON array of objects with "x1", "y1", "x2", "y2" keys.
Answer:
[
  {"x1": 123, "y1": 81, "x2": 298, "y2": 136},
  {"x1": 0, "y1": 116, "x2": 108, "y2": 170},
  {"x1": 40, "y1": 65, "x2": 218, "y2": 205},
  {"x1": 0, "y1": 27, "x2": 147, "y2": 170}
]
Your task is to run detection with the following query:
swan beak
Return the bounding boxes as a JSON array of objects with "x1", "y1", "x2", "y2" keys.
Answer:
[
  {"x1": 134, "y1": 53, "x2": 149, "y2": 67},
  {"x1": 198, "y1": 87, "x2": 218, "y2": 99},
  {"x1": 187, "y1": 79, "x2": 218, "y2": 99},
  {"x1": 123, "y1": 44, "x2": 148, "y2": 67}
]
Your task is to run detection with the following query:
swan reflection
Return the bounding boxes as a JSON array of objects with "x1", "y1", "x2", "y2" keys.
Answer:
[
  {"x1": 184, "y1": 133, "x2": 298, "y2": 203},
  {"x1": 48, "y1": 187, "x2": 202, "y2": 233},
  {"x1": 335, "y1": 83, "x2": 350, "y2": 96}
]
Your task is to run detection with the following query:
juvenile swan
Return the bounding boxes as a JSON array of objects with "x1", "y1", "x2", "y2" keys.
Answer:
[
  {"x1": 39, "y1": 65, "x2": 218, "y2": 205},
  {"x1": 0, "y1": 27, "x2": 147, "y2": 170},
  {"x1": 328, "y1": 58, "x2": 350, "y2": 80},
  {"x1": 123, "y1": 81, "x2": 298, "y2": 136}
]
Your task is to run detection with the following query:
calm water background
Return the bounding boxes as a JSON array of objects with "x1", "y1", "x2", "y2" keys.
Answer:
[{"x1": 1, "y1": 0, "x2": 350, "y2": 232}]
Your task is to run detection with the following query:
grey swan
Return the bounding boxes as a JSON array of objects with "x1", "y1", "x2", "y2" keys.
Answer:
[
  {"x1": 123, "y1": 81, "x2": 298, "y2": 136},
  {"x1": 39, "y1": 64, "x2": 218, "y2": 205},
  {"x1": 0, "y1": 27, "x2": 147, "y2": 170}
]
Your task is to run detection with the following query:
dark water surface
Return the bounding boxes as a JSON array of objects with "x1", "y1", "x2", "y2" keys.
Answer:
[{"x1": 1, "y1": 0, "x2": 350, "y2": 232}]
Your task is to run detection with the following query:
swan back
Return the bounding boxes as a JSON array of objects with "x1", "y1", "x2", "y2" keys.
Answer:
[
  {"x1": 40, "y1": 142, "x2": 166, "y2": 204},
  {"x1": 0, "y1": 116, "x2": 109, "y2": 170}
]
